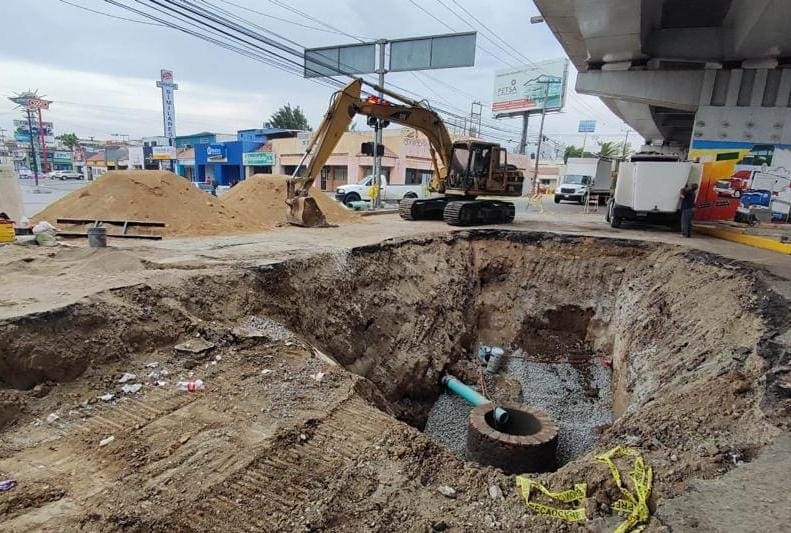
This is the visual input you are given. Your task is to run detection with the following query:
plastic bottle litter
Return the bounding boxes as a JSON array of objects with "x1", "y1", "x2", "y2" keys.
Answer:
[
  {"x1": 176, "y1": 379, "x2": 205, "y2": 392},
  {"x1": 121, "y1": 383, "x2": 142, "y2": 394},
  {"x1": 118, "y1": 372, "x2": 137, "y2": 383},
  {"x1": 0, "y1": 480, "x2": 16, "y2": 492},
  {"x1": 99, "y1": 436, "x2": 115, "y2": 447}
]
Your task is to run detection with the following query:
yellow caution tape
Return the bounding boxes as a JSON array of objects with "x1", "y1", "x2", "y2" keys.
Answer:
[
  {"x1": 515, "y1": 476, "x2": 587, "y2": 522},
  {"x1": 595, "y1": 446, "x2": 653, "y2": 533}
]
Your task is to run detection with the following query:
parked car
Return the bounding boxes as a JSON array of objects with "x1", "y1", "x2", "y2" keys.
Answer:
[
  {"x1": 334, "y1": 175, "x2": 424, "y2": 205},
  {"x1": 16, "y1": 168, "x2": 33, "y2": 178},
  {"x1": 49, "y1": 170, "x2": 83, "y2": 180}
]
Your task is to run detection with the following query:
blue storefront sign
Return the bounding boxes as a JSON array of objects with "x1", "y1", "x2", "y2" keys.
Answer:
[
  {"x1": 578, "y1": 120, "x2": 596, "y2": 133},
  {"x1": 207, "y1": 143, "x2": 226, "y2": 162}
]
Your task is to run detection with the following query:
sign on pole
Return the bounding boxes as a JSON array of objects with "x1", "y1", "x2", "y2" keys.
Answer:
[
  {"x1": 389, "y1": 32, "x2": 476, "y2": 72},
  {"x1": 156, "y1": 70, "x2": 178, "y2": 148},
  {"x1": 304, "y1": 43, "x2": 377, "y2": 78},
  {"x1": 578, "y1": 120, "x2": 596, "y2": 133},
  {"x1": 491, "y1": 58, "x2": 568, "y2": 117}
]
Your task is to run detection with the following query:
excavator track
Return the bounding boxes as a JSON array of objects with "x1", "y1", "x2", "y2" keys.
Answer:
[
  {"x1": 398, "y1": 197, "x2": 448, "y2": 220},
  {"x1": 443, "y1": 200, "x2": 516, "y2": 226}
]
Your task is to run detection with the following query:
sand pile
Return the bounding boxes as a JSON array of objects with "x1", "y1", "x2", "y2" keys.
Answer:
[
  {"x1": 33, "y1": 171, "x2": 259, "y2": 237},
  {"x1": 0, "y1": 165, "x2": 24, "y2": 222},
  {"x1": 220, "y1": 174, "x2": 360, "y2": 227}
]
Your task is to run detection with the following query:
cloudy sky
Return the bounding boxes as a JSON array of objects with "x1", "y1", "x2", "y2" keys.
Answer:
[{"x1": 0, "y1": 0, "x2": 636, "y2": 153}]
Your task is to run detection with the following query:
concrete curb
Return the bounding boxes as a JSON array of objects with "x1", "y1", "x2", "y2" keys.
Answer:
[
  {"x1": 695, "y1": 225, "x2": 791, "y2": 255},
  {"x1": 356, "y1": 208, "x2": 400, "y2": 217}
]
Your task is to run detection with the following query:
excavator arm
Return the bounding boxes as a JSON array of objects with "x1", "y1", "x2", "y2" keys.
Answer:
[{"x1": 286, "y1": 79, "x2": 454, "y2": 226}]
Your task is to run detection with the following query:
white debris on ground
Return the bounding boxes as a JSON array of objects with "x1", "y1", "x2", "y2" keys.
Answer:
[
  {"x1": 234, "y1": 315, "x2": 296, "y2": 342},
  {"x1": 506, "y1": 353, "x2": 613, "y2": 466}
]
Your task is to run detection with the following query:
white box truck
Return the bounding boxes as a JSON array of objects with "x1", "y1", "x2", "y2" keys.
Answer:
[
  {"x1": 607, "y1": 159, "x2": 698, "y2": 229},
  {"x1": 555, "y1": 158, "x2": 612, "y2": 204}
]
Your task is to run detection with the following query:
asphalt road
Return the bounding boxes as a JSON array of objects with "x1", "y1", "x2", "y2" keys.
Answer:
[{"x1": 19, "y1": 177, "x2": 88, "y2": 218}]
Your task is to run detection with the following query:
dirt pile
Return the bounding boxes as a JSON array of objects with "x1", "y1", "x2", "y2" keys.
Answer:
[
  {"x1": 33, "y1": 170, "x2": 259, "y2": 237},
  {"x1": 220, "y1": 174, "x2": 360, "y2": 226}
]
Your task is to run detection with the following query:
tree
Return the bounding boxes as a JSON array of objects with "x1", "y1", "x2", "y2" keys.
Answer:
[
  {"x1": 268, "y1": 104, "x2": 310, "y2": 130},
  {"x1": 563, "y1": 145, "x2": 584, "y2": 162},
  {"x1": 57, "y1": 132, "x2": 79, "y2": 150},
  {"x1": 595, "y1": 141, "x2": 619, "y2": 159}
]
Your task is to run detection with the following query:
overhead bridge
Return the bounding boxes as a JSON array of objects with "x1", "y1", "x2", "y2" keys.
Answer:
[{"x1": 535, "y1": 0, "x2": 791, "y2": 150}]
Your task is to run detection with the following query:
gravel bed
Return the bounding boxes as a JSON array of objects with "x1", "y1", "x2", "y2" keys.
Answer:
[
  {"x1": 506, "y1": 352, "x2": 612, "y2": 465},
  {"x1": 424, "y1": 351, "x2": 613, "y2": 467}
]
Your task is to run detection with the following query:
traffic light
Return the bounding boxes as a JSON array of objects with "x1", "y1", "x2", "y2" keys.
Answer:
[{"x1": 361, "y1": 142, "x2": 385, "y2": 156}]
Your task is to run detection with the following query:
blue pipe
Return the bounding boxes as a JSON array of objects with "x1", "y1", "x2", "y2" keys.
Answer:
[{"x1": 441, "y1": 374, "x2": 510, "y2": 428}]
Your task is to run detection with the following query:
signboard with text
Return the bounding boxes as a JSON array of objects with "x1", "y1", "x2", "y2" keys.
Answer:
[
  {"x1": 243, "y1": 151, "x2": 274, "y2": 166},
  {"x1": 156, "y1": 69, "x2": 178, "y2": 146},
  {"x1": 152, "y1": 146, "x2": 177, "y2": 160},
  {"x1": 206, "y1": 143, "x2": 227, "y2": 162},
  {"x1": 578, "y1": 120, "x2": 596, "y2": 133},
  {"x1": 492, "y1": 58, "x2": 568, "y2": 117}
]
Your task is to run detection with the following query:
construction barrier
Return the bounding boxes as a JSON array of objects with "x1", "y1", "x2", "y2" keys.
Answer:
[
  {"x1": 595, "y1": 446, "x2": 653, "y2": 533},
  {"x1": 515, "y1": 476, "x2": 587, "y2": 522},
  {"x1": 516, "y1": 446, "x2": 653, "y2": 533}
]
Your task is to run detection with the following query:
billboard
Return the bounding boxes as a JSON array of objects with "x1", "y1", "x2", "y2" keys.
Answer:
[
  {"x1": 13, "y1": 119, "x2": 54, "y2": 143},
  {"x1": 304, "y1": 43, "x2": 376, "y2": 78},
  {"x1": 492, "y1": 58, "x2": 568, "y2": 117},
  {"x1": 389, "y1": 32, "x2": 476, "y2": 72},
  {"x1": 578, "y1": 120, "x2": 596, "y2": 133},
  {"x1": 152, "y1": 146, "x2": 177, "y2": 160}
]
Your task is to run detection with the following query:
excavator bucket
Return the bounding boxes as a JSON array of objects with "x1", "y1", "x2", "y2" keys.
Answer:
[
  {"x1": 286, "y1": 195, "x2": 327, "y2": 227},
  {"x1": 285, "y1": 80, "x2": 362, "y2": 227}
]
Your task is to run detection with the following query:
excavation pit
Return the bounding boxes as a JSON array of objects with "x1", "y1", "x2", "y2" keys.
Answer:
[{"x1": 0, "y1": 229, "x2": 787, "y2": 530}]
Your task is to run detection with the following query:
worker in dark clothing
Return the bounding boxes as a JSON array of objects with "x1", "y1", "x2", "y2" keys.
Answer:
[{"x1": 679, "y1": 183, "x2": 699, "y2": 238}]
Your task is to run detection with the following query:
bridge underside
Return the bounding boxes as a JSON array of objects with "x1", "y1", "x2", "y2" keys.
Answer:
[{"x1": 536, "y1": 0, "x2": 791, "y2": 150}]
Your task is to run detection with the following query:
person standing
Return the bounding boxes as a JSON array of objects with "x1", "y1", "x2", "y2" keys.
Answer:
[{"x1": 679, "y1": 183, "x2": 699, "y2": 238}]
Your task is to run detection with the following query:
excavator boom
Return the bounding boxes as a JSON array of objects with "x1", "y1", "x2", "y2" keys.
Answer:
[{"x1": 286, "y1": 79, "x2": 454, "y2": 226}]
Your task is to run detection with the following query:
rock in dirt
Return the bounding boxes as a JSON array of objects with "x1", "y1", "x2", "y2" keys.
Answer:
[
  {"x1": 231, "y1": 325, "x2": 268, "y2": 340},
  {"x1": 174, "y1": 338, "x2": 215, "y2": 355},
  {"x1": 99, "y1": 436, "x2": 115, "y2": 447},
  {"x1": 488, "y1": 485, "x2": 504, "y2": 500},
  {"x1": 438, "y1": 485, "x2": 457, "y2": 498}
]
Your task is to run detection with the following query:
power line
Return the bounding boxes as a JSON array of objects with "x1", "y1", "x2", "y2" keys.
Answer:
[
  {"x1": 57, "y1": 0, "x2": 163, "y2": 25},
  {"x1": 216, "y1": 0, "x2": 362, "y2": 38},
  {"x1": 263, "y1": 0, "x2": 371, "y2": 43}
]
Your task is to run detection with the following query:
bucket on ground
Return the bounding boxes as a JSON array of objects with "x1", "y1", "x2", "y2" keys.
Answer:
[{"x1": 87, "y1": 226, "x2": 107, "y2": 248}]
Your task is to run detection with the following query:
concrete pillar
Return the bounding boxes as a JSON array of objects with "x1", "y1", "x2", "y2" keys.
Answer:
[
  {"x1": 776, "y1": 69, "x2": 791, "y2": 107},
  {"x1": 725, "y1": 69, "x2": 743, "y2": 106},
  {"x1": 751, "y1": 69, "x2": 768, "y2": 107},
  {"x1": 699, "y1": 69, "x2": 717, "y2": 106}
]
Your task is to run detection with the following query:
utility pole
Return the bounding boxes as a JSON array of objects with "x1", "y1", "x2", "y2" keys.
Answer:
[
  {"x1": 621, "y1": 129, "x2": 631, "y2": 159},
  {"x1": 532, "y1": 79, "x2": 558, "y2": 195},
  {"x1": 518, "y1": 112, "x2": 529, "y2": 155},
  {"x1": 25, "y1": 108, "x2": 40, "y2": 188},
  {"x1": 372, "y1": 39, "x2": 386, "y2": 209}
]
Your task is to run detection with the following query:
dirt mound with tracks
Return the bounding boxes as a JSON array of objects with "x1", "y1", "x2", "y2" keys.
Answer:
[
  {"x1": 220, "y1": 174, "x2": 360, "y2": 227},
  {"x1": 0, "y1": 231, "x2": 789, "y2": 531},
  {"x1": 33, "y1": 170, "x2": 258, "y2": 237}
]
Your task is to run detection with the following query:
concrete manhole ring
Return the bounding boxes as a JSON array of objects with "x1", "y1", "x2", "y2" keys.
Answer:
[{"x1": 467, "y1": 402, "x2": 558, "y2": 474}]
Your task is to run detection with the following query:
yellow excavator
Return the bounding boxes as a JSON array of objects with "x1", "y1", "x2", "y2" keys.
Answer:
[{"x1": 286, "y1": 79, "x2": 525, "y2": 227}]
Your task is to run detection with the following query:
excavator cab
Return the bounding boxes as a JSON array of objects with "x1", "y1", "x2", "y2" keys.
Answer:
[{"x1": 446, "y1": 141, "x2": 509, "y2": 195}]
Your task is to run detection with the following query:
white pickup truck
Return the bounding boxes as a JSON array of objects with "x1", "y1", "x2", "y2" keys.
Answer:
[{"x1": 334, "y1": 175, "x2": 424, "y2": 205}]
